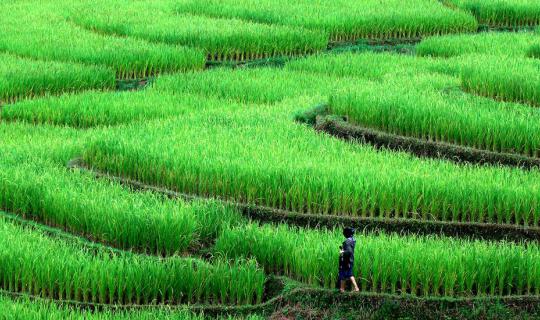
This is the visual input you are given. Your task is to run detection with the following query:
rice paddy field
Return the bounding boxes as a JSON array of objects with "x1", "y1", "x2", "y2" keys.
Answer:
[{"x1": 3, "y1": 0, "x2": 540, "y2": 319}]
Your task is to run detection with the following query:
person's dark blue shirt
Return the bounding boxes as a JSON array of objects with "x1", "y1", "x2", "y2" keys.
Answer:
[{"x1": 341, "y1": 237, "x2": 355, "y2": 267}]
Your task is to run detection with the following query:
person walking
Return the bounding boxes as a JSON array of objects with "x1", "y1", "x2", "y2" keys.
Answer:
[{"x1": 338, "y1": 227, "x2": 360, "y2": 293}]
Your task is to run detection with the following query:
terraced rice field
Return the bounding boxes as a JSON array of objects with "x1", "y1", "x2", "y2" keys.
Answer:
[{"x1": 2, "y1": 0, "x2": 540, "y2": 319}]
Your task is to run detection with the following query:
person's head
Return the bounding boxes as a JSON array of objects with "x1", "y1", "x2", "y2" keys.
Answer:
[{"x1": 343, "y1": 227, "x2": 354, "y2": 238}]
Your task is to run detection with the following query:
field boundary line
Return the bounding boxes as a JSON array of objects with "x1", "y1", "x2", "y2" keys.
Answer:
[
  {"x1": 3, "y1": 283, "x2": 540, "y2": 314},
  {"x1": 312, "y1": 112, "x2": 540, "y2": 170},
  {"x1": 0, "y1": 210, "x2": 142, "y2": 257},
  {"x1": 0, "y1": 209, "x2": 212, "y2": 260},
  {"x1": 68, "y1": 158, "x2": 540, "y2": 242}
]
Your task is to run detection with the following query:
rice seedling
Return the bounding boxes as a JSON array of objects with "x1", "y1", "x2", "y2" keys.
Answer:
[
  {"x1": 329, "y1": 71, "x2": 540, "y2": 157},
  {"x1": 445, "y1": 0, "x2": 540, "y2": 28},
  {"x1": 0, "y1": 1, "x2": 205, "y2": 79},
  {"x1": 0, "y1": 295, "x2": 267, "y2": 319},
  {"x1": 151, "y1": 68, "x2": 355, "y2": 104},
  {"x1": 7, "y1": 1, "x2": 540, "y2": 310},
  {"x1": 0, "y1": 53, "x2": 114, "y2": 104},
  {"x1": 0, "y1": 121, "x2": 89, "y2": 167},
  {"x1": 215, "y1": 223, "x2": 540, "y2": 296},
  {"x1": 0, "y1": 90, "x2": 244, "y2": 128},
  {"x1": 68, "y1": 0, "x2": 328, "y2": 62},
  {"x1": 528, "y1": 43, "x2": 540, "y2": 58},
  {"x1": 82, "y1": 97, "x2": 540, "y2": 227},
  {"x1": 0, "y1": 296, "x2": 199, "y2": 319},
  {"x1": 459, "y1": 55, "x2": 540, "y2": 106},
  {"x1": 0, "y1": 296, "x2": 266, "y2": 319},
  {"x1": 0, "y1": 159, "x2": 243, "y2": 255},
  {"x1": 150, "y1": 53, "x2": 478, "y2": 106},
  {"x1": 176, "y1": 0, "x2": 477, "y2": 42},
  {"x1": 0, "y1": 217, "x2": 264, "y2": 305},
  {"x1": 416, "y1": 31, "x2": 539, "y2": 57},
  {"x1": 284, "y1": 51, "x2": 499, "y2": 84},
  {"x1": 284, "y1": 52, "x2": 453, "y2": 80}
]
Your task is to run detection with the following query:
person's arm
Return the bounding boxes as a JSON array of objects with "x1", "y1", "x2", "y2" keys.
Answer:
[{"x1": 342, "y1": 240, "x2": 353, "y2": 266}]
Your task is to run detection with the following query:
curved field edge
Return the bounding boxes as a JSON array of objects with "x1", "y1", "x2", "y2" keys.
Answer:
[
  {"x1": 75, "y1": 21, "x2": 327, "y2": 66},
  {"x1": 67, "y1": 10, "x2": 328, "y2": 63},
  {"x1": 0, "y1": 53, "x2": 116, "y2": 104},
  {"x1": 2, "y1": 280, "x2": 540, "y2": 320},
  {"x1": 440, "y1": 0, "x2": 540, "y2": 29},
  {"x1": 0, "y1": 213, "x2": 266, "y2": 306},
  {"x1": 0, "y1": 210, "x2": 134, "y2": 257},
  {"x1": 10, "y1": 204, "x2": 540, "y2": 316},
  {"x1": 0, "y1": 206, "x2": 229, "y2": 259},
  {"x1": 67, "y1": 158, "x2": 540, "y2": 242},
  {"x1": 176, "y1": 0, "x2": 478, "y2": 42},
  {"x1": 206, "y1": 30, "x2": 520, "y2": 69},
  {"x1": 311, "y1": 112, "x2": 540, "y2": 170}
]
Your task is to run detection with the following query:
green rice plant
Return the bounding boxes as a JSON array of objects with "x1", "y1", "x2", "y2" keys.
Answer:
[
  {"x1": 460, "y1": 55, "x2": 540, "y2": 107},
  {"x1": 0, "y1": 159, "x2": 242, "y2": 255},
  {"x1": 151, "y1": 53, "x2": 469, "y2": 106},
  {"x1": 329, "y1": 71, "x2": 540, "y2": 157},
  {"x1": 151, "y1": 68, "x2": 353, "y2": 104},
  {"x1": 0, "y1": 121, "x2": 89, "y2": 166},
  {"x1": 0, "y1": 90, "x2": 244, "y2": 128},
  {"x1": 285, "y1": 51, "x2": 540, "y2": 91},
  {"x1": 0, "y1": 53, "x2": 114, "y2": 103},
  {"x1": 528, "y1": 43, "x2": 540, "y2": 58},
  {"x1": 284, "y1": 51, "x2": 497, "y2": 83},
  {"x1": 0, "y1": 217, "x2": 264, "y2": 305},
  {"x1": 0, "y1": 296, "x2": 266, "y2": 319},
  {"x1": 446, "y1": 0, "x2": 540, "y2": 28},
  {"x1": 0, "y1": 296, "x2": 265, "y2": 319},
  {"x1": 215, "y1": 223, "x2": 540, "y2": 296},
  {"x1": 68, "y1": 0, "x2": 328, "y2": 62},
  {"x1": 285, "y1": 52, "x2": 455, "y2": 80},
  {"x1": 417, "y1": 31, "x2": 539, "y2": 57},
  {"x1": 176, "y1": 0, "x2": 477, "y2": 42},
  {"x1": 0, "y1": 296, "x2": 200, "y2": 319},
  {"x1": 0, "y1": 1, "x2": 205, "y2": 79},
  {"x1": 82, "y1": 97, "x2": 540, "y2": 227}
]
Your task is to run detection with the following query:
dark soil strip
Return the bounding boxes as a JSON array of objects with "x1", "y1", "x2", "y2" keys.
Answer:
[
  {"x1": 478, "y1": 24, "x2": 540, "y2": 32},
  {"x1": 207, "y1": 39, "x2": 421, "y2": 69},
  {"x1": 68, "y1": 158, "x2": 540, "y2": 242},
  {"x1": 328, "y1": 37, "x2": 421, "y2": 49},
  {"x1": 206, "y1": 55, "x2": 294, "y2": 69},
  {"x1": 329, "y1": 42, "x2": 416, "y2": 55},
  {"x1": 206, "y1": 25, "x2": 538, "y2": 69},
  {"x1": 116, "y1": 78, "x2": 153, "y2": 92},
  {"x1": 315, "y1": 115, "x2": 540, "y2": 170},
  {"x1": 3, "y1": 280, "x2": 540, "y2": 319}
]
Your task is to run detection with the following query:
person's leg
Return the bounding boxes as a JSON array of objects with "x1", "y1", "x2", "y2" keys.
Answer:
[
  {"x1": 349, "y1": 277, "x2": 360, "y2": 292},
  {"x1": 340, "y1": 280, "x2": 346, "y2": 292}
]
